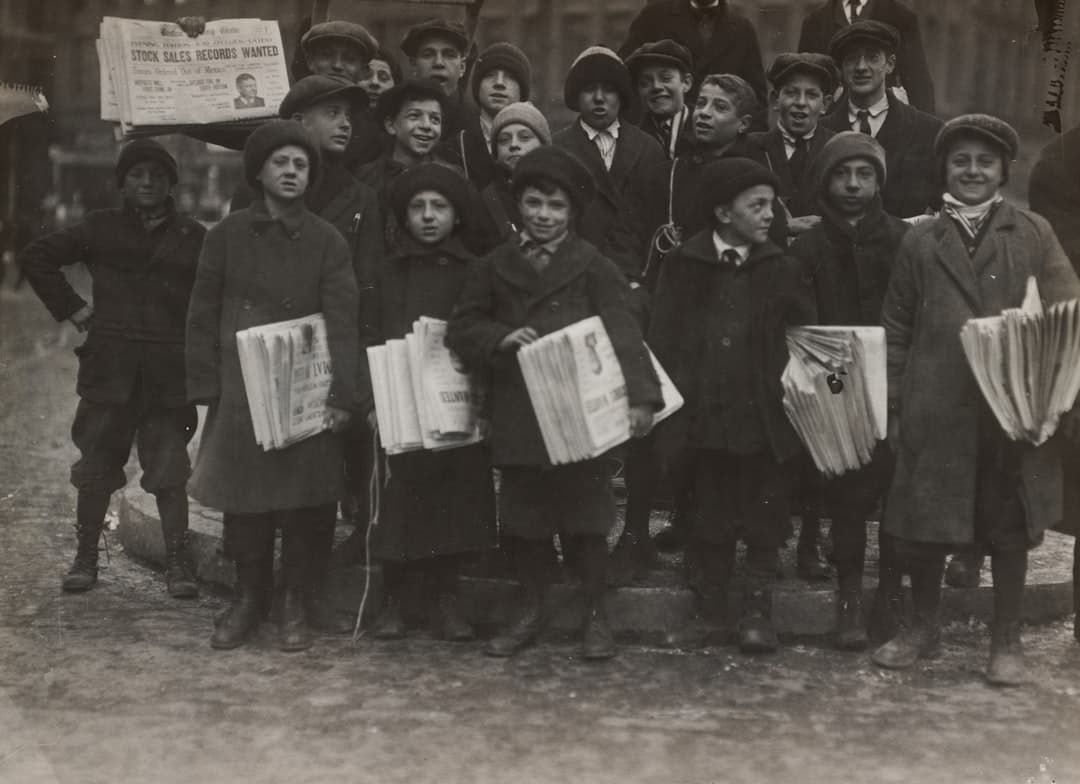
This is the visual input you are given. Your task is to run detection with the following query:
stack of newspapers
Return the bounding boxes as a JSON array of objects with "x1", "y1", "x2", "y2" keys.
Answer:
[
  {"x1": 367, "y1": 318, "x2": 485, "y2": 455},
  {"x1": 98, "y1": 16, "x2": 288, "y2": 137},
  {"x1": 782, "y1": 326, "x2": 887, "y2": 477},
  {"x1": 961, "y1": 277, "x2": 1080, "y2": 445},
  {"x1": 517, "y1": 316, "x2": 683, "y2": 465},
  {"x1": 237, "y1": 314, "x2": 333, "y2": 451}
]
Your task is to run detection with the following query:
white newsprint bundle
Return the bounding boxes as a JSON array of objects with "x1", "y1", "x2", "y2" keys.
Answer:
[
  {"x1": 97, "y1": 16, "x2": 288, "y2": 136},
  {"x1": 960, "y1": 277, "x2": 1080, "y2": 445},
  {"x1": 782, "y1": 326, "x2": 887, "y2": 477},
  {"x1": 236, "y1": 314, "x2": 333, "y2": 451},
  {"x1": 516, "y1": 316, "x2": 683, "y2": 465},
  {"x1": 367, "y1": 318, "x2": 485, "y2": 455}
]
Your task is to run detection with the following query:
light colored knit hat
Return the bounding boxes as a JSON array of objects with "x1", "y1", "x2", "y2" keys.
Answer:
[{"x1": 489, "y1": 102, "x2": 552, "y2": 150}]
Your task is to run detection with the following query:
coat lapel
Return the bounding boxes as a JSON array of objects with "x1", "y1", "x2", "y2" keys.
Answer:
[
  {"x1": 564, "y1": 122, "x2": 619, "y2": 206},
  {"x1": 872, "y1": 93, "x2": 909, "y2": 172},
  {"x1": 609, "y1": 126, "x2": 645, "y2": 190},
  {"x1": 931, "y1": 218, "x2": 983, "y2": 314},
  {"x1": 760, "y1": 130, "x2": 796, "y2": 199},
  {"x1": 494, "y1": 236, "x2": 590, "y2": 307}
]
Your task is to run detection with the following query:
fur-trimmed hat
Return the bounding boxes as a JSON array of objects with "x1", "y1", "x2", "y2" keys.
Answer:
[
  {"x1": 490, "y1": 102, "x2": 552, "y2": 150},
  {"x1": 829, "y1": 20, "x2": 901, "y2": 61},
  {"x1": 243, "y1": 119, "x2": 321, "y2": 189},
  {"x1": 375, "y1": 78, "x2": 452, "y2": 127},
  {"x1": 563, "y1": 46, "x2": 633, "y2": 113},
  {"x1": 934, "y1": 113, "x2": 1019, "y2": 186},
  {"x1": 816, "y1": 131, "x2": 887, "y2": 190},
  {"x1": 472, "y1": 42, "x2": 532, "y2": 104},
  {"x1": 279, "y1": 74, "x2": 368, "y2": 119},
  {"x1": 767, "y1": 52, "x2": 840, "y2": 94},
  {"x1": 701, "y1": 157, "x2": 779, "y2": 207},
  {"x1": 400, "y1": 18, "x2": 468, "y2": 58},
  {"x1": 389, "y1": 161, "x2": 474, "y2": 232},
  {"x1": 512, "y1": 146, "x2": 596, "y2": 216},
  {"x1": 624, "y1": 39, "x2": 694, "y2": 78},
  {"x1": 301, "y1": 21, "x2": 378, "y2": 62},
  {"x1": 116, "y1": 139, "x2": 178, "y2": 187}
]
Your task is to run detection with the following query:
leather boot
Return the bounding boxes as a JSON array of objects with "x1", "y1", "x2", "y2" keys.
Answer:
[
  {"x1": 305, "y1": 522, "x2": 350, "y2": 634},
  {"x1": 581, "y1": 600, "x2": 616, "y2": 660},
  {"x1": 438, "y1": 592, "x2": 475, "y2": 642},
  {"x1": 373, "y1": 593, "x2": 406, "y2": 639},
  {"x1": 739, "y1": 584, "x2": 779, "y2": 654},
  {"x1": 986, "y1": 622, "x2": 1026, "y2": 686},
  {"x1": 211, "y1": 562, "x2": 263, "y2": 650},
  {"x1": 606, "y1": 532, "x2": 658, "y2": 587},
  {"x1": 485, "y1": 589, "x2": 543, "y2": 657},
  {"x1": 834, "y1": 589, "x2": 869, "y2": 651},
  {"x1": 872, "y1": 556, "x2": 943, "y2": 669},
  {"x1": 867, "y1": 589, "x2": 908, "y2": 645},
  {"x1": 62, "y1": 491, "x2": 109, "y2": 593},
  {"x1": 985, "y1": 549, "x2": 1026, "y2": 685},
  {"x1": 278, "y1": 528, "x2": 312, "y2": 652},
  {"x1": 664, "y1": 540, "x2": 733, "y2": 649},
  {"x1": 158, "y1": 489, "x2": 198, "y2": 599},
  {"x1": 945, "y1": 550, "x2": 984, "y2": 588},
  {"x1": 797, "y1": 518, "x2": 830, "y2": 581}
]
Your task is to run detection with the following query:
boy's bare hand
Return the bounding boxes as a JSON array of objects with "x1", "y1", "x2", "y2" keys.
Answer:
[
  {"x1": 69, "y1": 304, "x2": 93, "y2": 332},
  {"x1": 498, "y1": 327, "x2": 539, "y2": 352},
  {"x1": 176, "y1": 16, "x2": 207, "y2": 37},
  {"x1": 366, "y1": 410, "x2": 379, "y2": 431},
  {"x1": 628, "y1": 405, "x2": 654, "y2": 438},
  {"x1": 323, "y1": 406, "x2": 352, "y2": 433},
  {"x1": 787, "y1": 215, "x2": 822, "y2": 236}
]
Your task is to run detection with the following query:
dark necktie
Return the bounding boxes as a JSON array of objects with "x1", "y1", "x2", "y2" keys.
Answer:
[
  {"x1": 695, "y1": 8, "x2": 715, "y2": 46},
  {"x1": 789, "y1": 135, "x2": 809, "y2": 181},
  {"x1": 720, "y1": 248, "x2": 741, "y2": 266},
  {"x1": 848, "y1": 0, "x2": 862, "y2": 20},
  {"x1": 856, "y1": 110, "x2": 873, "y2": 136},
  {"x1": 521, "y1": 239, "x2": 552, "y2": 272}
]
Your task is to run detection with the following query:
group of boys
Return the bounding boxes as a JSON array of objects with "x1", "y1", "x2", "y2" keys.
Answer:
[{"x1": 23, "y1": 1, "x2": 1035, "y2": 655}]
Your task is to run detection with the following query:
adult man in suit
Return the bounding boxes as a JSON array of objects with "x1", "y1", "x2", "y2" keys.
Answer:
[
  {"x1": 821, "y1": 21, "x2": 941, "y2": 220},
  {"x1": 798, "y1": 0, "x2": 935, "y2": 113},
  {"x1": 234, "y1": 74, "x2": 265, "y2": 109}
]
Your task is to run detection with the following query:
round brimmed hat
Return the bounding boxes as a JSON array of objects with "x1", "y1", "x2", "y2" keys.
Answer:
[
  {"x1": 279, "y1": 74, "x2": 369, "y2": 118},
  {"x1": 816, "y1": 131, "x2": 887, "y2": 189},
  {"x1": 512, "y1": 146, "x2": 596, "y2": 215},
  {"x1": 624, "y1": 39, "x2": 694, "y2": 78},
  {"x1": 563, "y1": 46, "x2": 634, "y2": 113},
  {"x1": 301, "y1": 21, "x2": 378, "y2": 62},
  {"x1": 243, "y1": 119, "x2": 321, "y2": 189},
  {"x1": 829, "y1": 20, "x2": 901, "y2": 61},
  {"x1": 400, "y1": 18, "x2": 468, "y2": 58},
  {"x1": 701, "y1": 157, "x2": 779, "y2": 206},
  {"x1": 375, "y1": 78, "x2": 452, "y2": 126},
  {"x1": 472, "y1": 42, "x2": 532, "y2": 105},
  {"x1": 767, "y1": 52, "x2": 840, "y2": 94},
  {"x1": 116, "y1": 139, "x2": 178, "y2": 186},
  {"x1": 389, "y1": 161, "x2": 474, "y2": 231},
  {"x1": 490, "y1": 102, "x2": 552, "y2": 150}
]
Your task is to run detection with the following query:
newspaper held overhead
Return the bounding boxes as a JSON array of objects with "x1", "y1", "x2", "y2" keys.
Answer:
[
  {"x1": 0, "y1": 82, "x2": 48, "y2": 127},
  {"x1": 782, "y1": 326, "x2": 887, "y2": 478},
  {"x1": 517, "y1": 316, "x2": 683, "y2": 465},
  {"x1": 98, "y1": 17, "x2": 288, "y2": 136},
  {"x1": 237, "y1": 314, "x2": 334, "y2": 451},
  {"x1": 960, "y1": 277, "x2": 1080, "y2": 445}
]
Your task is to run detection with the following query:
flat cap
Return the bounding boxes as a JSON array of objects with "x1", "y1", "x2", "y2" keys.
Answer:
[
  {"x1": 767, "y1": 52, "x2": 840, "y2": 93},
  {"x1": 278, "y1": 74, "x2": 368, "y2": 118},
  {"x1": 934, "y1": 113, "x2": 1020, "y2": 160},
  {"x1": 400, "y1": 19, "x2": 468, "y2": 58},
  {"x1": 301, "y1": 21, "x2": 378, "y2": 62},
  {"x1": 624, "y1": 39, "x2": 694, "y2": 77},
  {"x1": 829, "y1": 20, "x2": 901, "y2": 61}
]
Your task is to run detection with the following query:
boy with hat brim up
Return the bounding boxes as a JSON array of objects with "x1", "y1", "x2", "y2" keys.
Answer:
[
  {"x1": 821, "y1": 20, "x2": 942, "y2": 222},
  {"x1": 874, "y1": 114, "x2": 1080, "y2": 686},
  {"x1": 20, "y1": 140, "x2": 206, "y2": 599},
  {"x1": 649, "y1": 157, "x2": 814, "y2": 654},
  {"x1": 626, "y1": 39, "x2": 696, "y2": 160},
  {"x1": 789, "y1": 131, "x2": 911, "y2": 649},
  {"x1": 359, "y1": 162, "x2": 497, "y2": 641},
  {"x1": 186, "y1": 120, "x2": 361, "y2": 653},
  {"x1": 446, "y1": 145, "x2": 663, "y2": 661}
]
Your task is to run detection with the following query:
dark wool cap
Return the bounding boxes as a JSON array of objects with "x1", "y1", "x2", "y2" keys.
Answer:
[
  {"x1": 767, "y1": 52, "x2": 840, "y2": 94},
  {"x1": 279, "y1": 74, "x2": 369, "y2": 118},
  {"x1": 701, "y1": 157, "x2": 780, "y2": 207},
  {"x1": 301, "y1": 21, "x2": 378, "y2": 62},
  {"x1": 624, "y1": 39, "x2": 694, "y2": 78},
  {"x1": 512, "y1": 145, "x2": 596, "y2": 216},
  {"x1": 934, "y1": 113, "x2": 1020, "y2": 160},
  {"x1": 116, "y1": 139, "x2": 178, "y2": 186},
  {"x1": 563, "y1": 46, "x2": 634, "y2": 113},
  {"x1": 400, "y1": 18, "x2": 468, "y2": 58},
  {"x1": 816, "y1": 131, "x2": 887, "y2": 190},
  {"x1": 243, "y1": 119, "x2": 322, "y2": 189},
  {"x1": 375, "y1": 78, "x2": 452, "y2": 126},
  {"x1": 829, "y1": 20, "x2": 901, "y2": 61},
  {"x1": 389, "y1": 161, "x2": 474, "y2": 231},
  {"x1": 472, "y1": 42, "x2": 533, "y2": 104}
]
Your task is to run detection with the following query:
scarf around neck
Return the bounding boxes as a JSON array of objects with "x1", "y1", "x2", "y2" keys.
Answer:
[{"x1": 941, "y1": 191, "x2": 1003, "y2": 240}]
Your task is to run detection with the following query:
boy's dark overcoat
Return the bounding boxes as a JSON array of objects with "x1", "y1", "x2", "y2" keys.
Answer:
[{"x1": 747, "y1": 126, "x2": 836, "y2": 219}]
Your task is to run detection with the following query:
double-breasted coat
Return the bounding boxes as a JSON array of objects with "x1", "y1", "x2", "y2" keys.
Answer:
[
  {"x1": 445, "y1": 234, "x2": 663, "y2": 467},
  {"x1": 747, "y1": 126, "x2": 837, "y2": 219},
  {"x1": 185, "y1": 200, "x2": 360, "y2": 515},
  {"x1": 881, "y1": 203, "x2": 1080, "y2": 545}
]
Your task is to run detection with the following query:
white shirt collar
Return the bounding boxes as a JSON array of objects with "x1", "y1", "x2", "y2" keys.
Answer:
[
  {"x1": 712, "y1": 232, "x2": 751, "y2": 266},
  {"x1": 844, "y1": 0, "x2": 865, "y2": 22},
  {"x1": 580, "y1": 117, "x2": 621, "y2": 141},
  {"x1": 848, "y1": 93, "x2": 889, "y2": 121},
  {"x1": 778, "y1": 123, "x2": 816, "y2": 146}
]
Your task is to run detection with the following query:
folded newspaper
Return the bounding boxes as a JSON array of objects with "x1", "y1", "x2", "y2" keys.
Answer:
[
  {"x1": 0, "y1": 82, "x2": 48, "y2": 127},
  {"x1": 98, "y1": 16, "x2": 288, "y2": 137},
  {"x1": 782, "y1": 326, "x2": 887, "y2": 477},
  {"x1": 960, "y1": 277, "x2": 1080, "y2": 445},
  {"x1": 237, "y1": 314, "x2": 333, "y2": 451},
  {"x1": 367, "y1": 317, "x2": 485, "y2": 455},
  {"x1": 517, "y1": 316, "x2": 683, "y2": 465}
]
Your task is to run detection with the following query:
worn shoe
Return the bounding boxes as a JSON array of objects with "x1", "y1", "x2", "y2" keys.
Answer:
[
  {"x1": 606, "y1": 533, "x2": 659, "y2": 587},
  {"x1": 797, "y1": 545, "x2": 830, "y2": 581},
  {"x1": 372, "y1": 596, "x2": 406, "y2": 640},
  {"x1": 306, "y1": 596, "x2": 353, "y2": 635},
  {"x1": 279, "y1": 587, "x2": 312, "y2": 652},
  {"x1": 652, "y1": 524, "x2": 684, "y2": 553},
  {"x1": 211, "y1": 585, "x2": 262, "y2": 650},
  {"x1": 986, "y1": 623, "x2": 1027, "y2": 687},
  {"x1": 581, "y1": 605, "x2": 617, "y2": 660},
  {"x1": 438, "y1": 593, "x2": 475, "y2": 642},
  {"x1": 867, "y1": 590, "x2": 908, "y2": 644},
  {"x1": 62, "y1": 558, "x2": 98, "y2": 593},
  {"x1": 165, "y1": 554, "x2": 199, "y2": 599},
  {"x1": 871, "y1": 625, "x2": 941, "y2": 669},
  {"x1": 944, "y1": 553, "x2": 984, "y2": 588},
  {"x1": 485, "y1": 596, "x2": 543, "y2": 657},
  {"x1": 834, "y1": 590, "x2": 869, "y2": 651},
  {"x1": 738, "y1": 588, "x2": 778, "y2": 654}
]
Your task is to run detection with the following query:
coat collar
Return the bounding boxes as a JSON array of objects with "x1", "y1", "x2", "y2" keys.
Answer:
[
  {"x1": 929, "y1": 201, "x2": 1019, "y2": 314},
  {"x1": 389, "y1": 234, "x2": 475, "y2": 265},
  {"x1": 493, "y1": 233, "x2": 592, "y2": 304},
  {"x1": 818, "y1": 194, "x2": 891, "y2": 240},
  {"x1": 248, "y1": 196, "x2": 308, "y2": 236},
  {"x1": 678, "y1": 228, "x2": 783, "y2": 268},
  {"x1": 561, "y1": 116, "x2": 649, "y2": 202}
]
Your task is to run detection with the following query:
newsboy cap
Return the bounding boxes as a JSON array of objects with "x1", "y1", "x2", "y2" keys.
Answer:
[
  {"x1": 829, "y1": 20, "x2": 901, "y2": 61},
  {"x1": 301, "y1": 21, "x2": 378, "y2": 62},
  {"x1": 400, "y1": 19, "x2": 468, "y2": 58},
  {"x1": 278, "y1": 74, "x2": 368, "y2": 119},
  {"x1": 934, "y1": 113, "x2": 1020, "y2": 161},
  {"x1": 624, "y1": 39, "x2": 694, "y2": 78},
  {"x1": 512, "y1": 145, "x2": 596, "y2": 216},
  {"x1": 116, "y1": 139, "x2": 178, "y2": 187},
  {"x1": 701, "y1": 157, "x2": 779, "y2": 207},
  {"x1": 767, "y1": 52, "x2": 840, "y2": 94}
]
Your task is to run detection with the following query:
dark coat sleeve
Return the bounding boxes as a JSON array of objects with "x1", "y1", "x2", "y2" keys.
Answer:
[
  {"x1": 445, "y1": 256, "x2": 515, "y2": 372},
  {"x1": 618, "y1": 4, "x2": 660, "y2": 59},
  {"x1": 320, "y1": 230, "x2": 362, "y2": 412},
  {"x1": 893, "y1": 7, "x2": 936, "y2": 114},
  {"x1": 185, "y1": 224, "x2": 227, "y2": 403},
  {"x1": 18, "y1": 222, "x2": 92, "y2": 322},
  {"x1": 880, "y1": 227, "x2": 922, "y2": 413}
]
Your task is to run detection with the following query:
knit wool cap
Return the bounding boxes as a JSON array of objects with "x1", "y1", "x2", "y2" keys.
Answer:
[
  {"x1": 701, "y1": 157, "x2": 780, "y2": 207},
  {"x1": 389, "y1": 161, "x2": 474, "y2": 232},
  {"x1": 301, "y1": 21, "x2": 378, "y2": 62},
  {"x1": 243, "y1": 119, "x2": 322, "y2": 189},
  {"x1": 816, "y1": 131, "x2": 887, "y2": 190},
  {"x1": 512, "y1": 145, "x2": 596, "y2": 216},
  {"x1": 934, "y1": 113, "x2": 1020, "y2": 160},
  {"x1": 472, "y1": 42, "x2": 533, "y2": 104},
  {"x1": 116, "y1": 139, "x2": 178, "y2": 187},
  {"x1": 375, "y1": 78, "x2": 452, "y2": 126},
  {"x1": 279, "y1": 74, "x2": 369, "y2": 119},
  {"x1": 767, "y1": 52, "x2": 840, "y2": 94},
  {"x1": 829, "y1": 20, "x2": 901, "y2": 61},
  {"x1": 490, "y1": 102, "x2": 552, "y2": 150},
  {"x1": 624, "y1": 39, "x2": 694, "y2": 78},
  {"x1": 563, "y1": 46, "x2": 634, "y2": 113},
  {"x1": 400, "y1": 18, "x2": 468, "y2": 58}
]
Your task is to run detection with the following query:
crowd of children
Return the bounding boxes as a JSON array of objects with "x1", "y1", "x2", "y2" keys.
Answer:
[{"x1": 18, "y1": 2, "x2": 1080, "y2": 687}]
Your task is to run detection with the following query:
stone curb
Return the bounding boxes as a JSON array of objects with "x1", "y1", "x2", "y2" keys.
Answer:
[{"x1": 118, "y1": 487, "x2": 1075, "y2": 638}]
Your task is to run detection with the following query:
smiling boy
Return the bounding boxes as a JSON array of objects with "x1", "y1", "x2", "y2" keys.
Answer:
[{"x1": 626, "y1": 39, "x2": 696, "y2": 160}]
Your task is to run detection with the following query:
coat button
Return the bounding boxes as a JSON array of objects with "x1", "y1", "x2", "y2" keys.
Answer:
[
  {"x1": 281, "y1": 298, "x2": 294, "y2": 310},
  {"x1": 549, "y1": 301, "x2": 559, "y2": 310},
  {"x1": 290, "y1": 232, "x2": 301, "y2": 240},
  {"x1": 242, "y1": 300, "x2": 253, "y2": 311},
  {"x1": 437, "y1": 257, "x2": 449, "y2": 266},
  {"x1": 721, "y1": 336, "x2": 732, "y2": 347}
]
